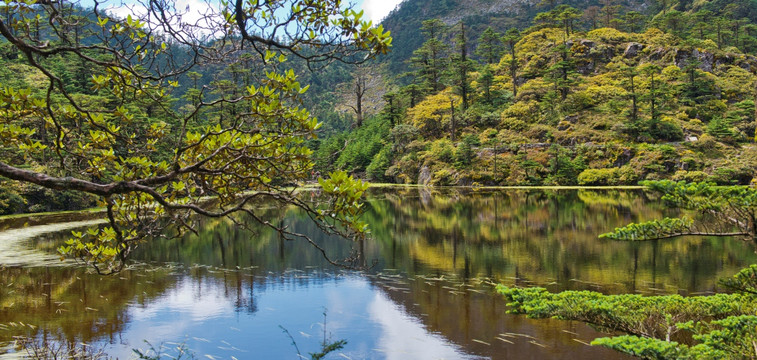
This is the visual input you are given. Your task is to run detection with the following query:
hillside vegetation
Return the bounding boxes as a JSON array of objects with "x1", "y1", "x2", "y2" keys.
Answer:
[{"x1": 321, "y1": 0, "x2": 757, "y2": 186}]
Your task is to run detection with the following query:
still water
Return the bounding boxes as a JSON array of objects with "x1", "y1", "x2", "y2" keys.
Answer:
[{"x1": 1, "y1": 187, "x2": 756, "y2": 359}]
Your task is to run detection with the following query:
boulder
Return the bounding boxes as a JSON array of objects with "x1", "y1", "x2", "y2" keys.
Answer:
[
  {"x1": 624, "y1": 42, "x2": 644, "y2": 58},
  {"x1": 580, "y1": 39, "x2": 595, "y2": 49},
  {"x1": 649, "y1": 47, "x2": 666, "y2": 61},
  {"x1": 418, "y1": 166, "x2": 432, "y2": 186},
  {"x1": 675, "y1": 48, "x2": 714, "y2": 72}
]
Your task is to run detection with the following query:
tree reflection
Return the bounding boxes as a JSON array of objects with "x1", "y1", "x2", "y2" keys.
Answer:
[
  {"x1": 361, "y1": 188, "x2": 757, "y2": 294},
  {"x1": 3, "y1": 188, "x2": 757, "y2": 358}
]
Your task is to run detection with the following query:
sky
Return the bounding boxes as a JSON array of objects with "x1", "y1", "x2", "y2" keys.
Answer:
[{"x1": 357, "y1": 0, "x2": 403, "y2": 24}]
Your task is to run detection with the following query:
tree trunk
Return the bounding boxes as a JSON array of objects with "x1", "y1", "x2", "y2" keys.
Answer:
[{"x1": 450, "y1": 99, "x2": 456, "y2": 142}]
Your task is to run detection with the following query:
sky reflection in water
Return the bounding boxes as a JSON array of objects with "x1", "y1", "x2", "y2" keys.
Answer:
[{"x1": 107, "y1": 272, "x2": 477, "y2": 360}]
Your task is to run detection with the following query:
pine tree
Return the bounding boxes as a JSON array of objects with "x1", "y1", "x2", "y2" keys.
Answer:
[
  {"x1": 410, "y1": 19, "x2": 449, "y2": 93},
  {"x1": 475, "y1": 26, "x2": 504, "y2": 65}
]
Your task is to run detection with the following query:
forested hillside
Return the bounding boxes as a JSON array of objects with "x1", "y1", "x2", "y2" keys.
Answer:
[
  {"x1": 4, "y1": 0, "x2": 757, "y2": 214},
  {"x1": 318, "y1": 0, "x2": 757, "y2": 186}
]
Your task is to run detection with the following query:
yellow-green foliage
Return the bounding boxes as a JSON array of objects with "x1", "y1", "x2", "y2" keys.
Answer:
[
  {"x1": 425, "y1": 138, "x2": 455, "y2": 164},
  {"x1": 501, "y1": 100, "x2": 539, "y2": 129},
  {"x1": 586, "y1": 27, "x2": 633, "y2": 44},
  {"x1": 719, "y1": 66, "x2": 755, "y2": 101},
  {"x1": 639, "y1": 27, "x2": 679, "y2": 48},
  {"x1": 671, "y1": 170, "x2": 709, "y2": 182},
  {"x1": 581, "y1": 84, "x2": 627, "y2": 106},
  {"x1": 516, "y1": 28, "x2": 564, "y2": 56},
  {"x1": 406, "y1": 90, "x2": 460, "y2": 138},
  {"x1": 661, "y1": 65, "x2": 682, "y2": 80},
  {"x1": 515, "y1": 78, "x2": 551, "y2": 101},
  {"x1": 387, "y1": 21, "x2": 757, "y2": 186},
  {"x1": 577, "y1": 168, "x2": 620, "y2": 185}
]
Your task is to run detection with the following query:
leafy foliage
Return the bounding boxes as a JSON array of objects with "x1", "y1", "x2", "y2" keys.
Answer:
[
  {"x1": 601, "y1": 181, "x2": 757, "y2": 241},
  {"x1": 0, "y1": 0, "x2": 391, "y2": 272},
  {"x1": 497, "y1": 285, "x2": 755, "y2": 339},
  {"x1": 498, "y1": 280, "x2": 757, "y2": 359}
]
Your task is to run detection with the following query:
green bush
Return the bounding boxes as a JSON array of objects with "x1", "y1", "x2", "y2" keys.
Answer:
[
  {"x1": 709, "y1": 167, "x2": 753, "y2": 185},
  {"x1": 333, "y1": 117, "x2": 391, "y2": 173},
  {"x1": 455, "y1": 135, "x2": 480, "y2": 168},
  {"x1": 671, "y1": 170, "x2": 709, "y2": 183},
  {"x1": 428, "y1": 139, "x2": 455, "y2": 163},
  {"x1": 577, "y1": 168, "x2": 619, "y2": 186},
  {"x1": 0, "y1": 186, "x2": 25, "y2": 215},
  {"x1": 366, "y1": 146, "x2": 393, "y2": 182},
  {"x1": 431, "y1": 168, "x2": 456, "y2": 186},
  {"x1": 24, "y1": 187, "x2": 98, "y2": 213},
  {"x1": 648, "y1": 118, "x2": 683, "y2": 142}
]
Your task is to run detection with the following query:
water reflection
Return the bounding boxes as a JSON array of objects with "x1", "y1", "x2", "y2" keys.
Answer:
[
  {"x1": 0, "y1": 219, "x2": 105, "y2": 266},
  {"x1": 1, "y1": 188, "x2": 756, "y2": 359}
]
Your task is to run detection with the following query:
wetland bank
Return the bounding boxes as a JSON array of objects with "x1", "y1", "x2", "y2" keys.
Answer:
[{"x1": 1, "y1": 187, "x2": 755, "y2": 359}]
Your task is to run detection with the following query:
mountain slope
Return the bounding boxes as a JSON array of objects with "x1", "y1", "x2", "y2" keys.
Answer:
[{"x1": 379, "y1": 0, "x2": 649, "y2": 74}]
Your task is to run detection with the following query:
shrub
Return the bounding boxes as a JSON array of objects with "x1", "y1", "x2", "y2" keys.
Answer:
[
  {"x1": 432, "y1": 168, "x2": 457, "y2": 186},
  {"x1": 577, "y1": 168, "x2": 619, "y2": 185},
  {"x1": 709, "y1": 167, "x2": 753, "y2": 185},
  {"x1": 455, "y1": 135, "x2": 479, "y2": 168},
  {"x1": 671, "y1": 170, "x2": 709, "y2": 183},
  {"x1": 429, "y1": 139, "x2": 455, "y2": 163},
  {"x1": 500, "y1": 100, "x2": 540, "y2": 124},
  {"x1": 649, "y1": 118, "x2": 684, "y2": 142},
  {"x1": 586, "y1": 27, "x2": 632, "y2": 44},
  {"x1": 0, "y1": 186, "x2": 25, "y2": 215},
  {"x1": 366, "y1": 146, "x2": 393, "y2": 182}
]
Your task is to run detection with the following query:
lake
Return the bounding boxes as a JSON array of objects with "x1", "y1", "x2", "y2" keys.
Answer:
[{"x1": 1, "y1": 187, "x2": 756, "y2": 359}]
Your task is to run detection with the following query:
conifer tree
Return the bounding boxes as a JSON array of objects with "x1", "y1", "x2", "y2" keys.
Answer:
[
  {"x1": 503, "y1": 28, "x2": 520, "y2": 97},
  {"x1": 449, "y1": 22, "x2": 475, "y2": 110},
  {"x1": 410, "y1": 19, "x2": 449, "y2": 94},
  {"x1": 475, "y1": 26, "x2": 504, "y2": 65}
]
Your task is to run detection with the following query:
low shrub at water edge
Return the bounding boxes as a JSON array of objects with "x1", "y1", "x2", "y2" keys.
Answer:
[{"x1": 497, "y1": 264, "x2": 757, "y2": 359}]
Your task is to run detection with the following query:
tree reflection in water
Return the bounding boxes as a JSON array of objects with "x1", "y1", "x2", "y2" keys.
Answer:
[{"x1": 2, "y1": 188, "x2": 756, "y2": 359}]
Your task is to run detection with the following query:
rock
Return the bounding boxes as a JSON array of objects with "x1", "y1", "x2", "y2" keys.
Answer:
[
  {"x1": 418, "y1": 166, "x2": 432, "y2": 186},
  {"x1": 580, "y1": 39, "x2": 595, "y2": 49},
  {"x1": 739, "y1": 56, "x2": 757, "y2": 71},
  {"x1": 576, "y1": 59, "x2": 594, "y2": 75},
  {"x1": 693, "y1": 49, "x2": 714, "y2": 72},
  {"x1": 675, "y1": 48, "x2": 714, "y2": 72},
  {"x1": 649, "y1": 47, "x2": 666, "y2": 61},
  {"x1": 613, "y1": 148, "x2": 634, "y2": 167},
  {"x1": 685, "y1": 136, "x2": 698, "y2": 142},
  {"x1": 624, "y1": 42, "x2": 643, "y2": 58}
]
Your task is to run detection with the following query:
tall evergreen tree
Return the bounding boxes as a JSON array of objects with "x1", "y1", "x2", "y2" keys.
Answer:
[
  {"x1": 547, "y1": 43, "x2": 579, "y2": 100},
  {"x1": 410, "y1": 19, "x2": 449, "y2": 93},
  {"x1": 503, "y1": 28, "x2": 520, "y2": 97},
  {"x1": 450, "y1": 22, "x2": 475, "y2": 110},
  {"x1": 475, "y1": 26, "x2": 504, "y2": 65}
]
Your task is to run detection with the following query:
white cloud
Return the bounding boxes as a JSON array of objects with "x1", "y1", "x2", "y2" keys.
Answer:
[{"x1": 361, "y1": 0, "x2": 402, "y2": 24}]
